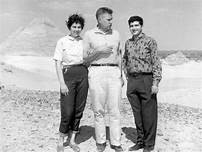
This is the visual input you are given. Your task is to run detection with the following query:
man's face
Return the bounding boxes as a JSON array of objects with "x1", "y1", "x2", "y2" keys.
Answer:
[
  {"x1": 98, "y1": 13, "x2": 113, "y2": 30},
  {"x1": 129, "y1": 21, "x2": 142, "y2": 36}
]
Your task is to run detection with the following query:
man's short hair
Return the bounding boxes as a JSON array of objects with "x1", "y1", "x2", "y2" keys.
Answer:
[
  {"x1": 96, "y1": 7, "x2": 113, "y2": 20},
  {"x1": 128, "y1": 16, "x2": 143, "y2": 26}
]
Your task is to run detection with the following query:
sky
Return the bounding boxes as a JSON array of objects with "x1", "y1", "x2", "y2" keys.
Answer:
[{"x1": 0, "y1": 0, "x2": 202, "y2": 50}]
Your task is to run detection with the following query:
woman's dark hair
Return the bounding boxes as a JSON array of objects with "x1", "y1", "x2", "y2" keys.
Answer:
[
  {"x1": 66, "y1": 14, "x2": 85, "y2": 30},
  {"x1": 128, "y1": 16, "x2": 143, "y2": 26}
]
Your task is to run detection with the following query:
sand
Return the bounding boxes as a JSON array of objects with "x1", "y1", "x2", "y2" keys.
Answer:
[{"x1": 0, "y1": 55, "x2": 202, "y2": 152}]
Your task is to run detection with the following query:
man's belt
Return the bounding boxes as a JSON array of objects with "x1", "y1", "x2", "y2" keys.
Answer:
[
  {"x1": 91, "y1": 63, "x2": 118, "y2": 66},
  {"x1": 129, "y1": 72, "x2": 152, "y2": 77}
]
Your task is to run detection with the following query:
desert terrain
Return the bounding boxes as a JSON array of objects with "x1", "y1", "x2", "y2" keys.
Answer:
[
  {"x1": 0, "y1": 17, "x2": 202, "y2": 152},
  {"x1": 0, "y1": 54, "x2": 202, "y2": 152}
]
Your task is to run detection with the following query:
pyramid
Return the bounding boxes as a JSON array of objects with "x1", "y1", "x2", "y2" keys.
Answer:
[
  {"x1": 164, "y1": 51, "x2": 189, "y2": 65},
  {"x1": 0, "y1": 17, "x2": 64, "y2": 56}
]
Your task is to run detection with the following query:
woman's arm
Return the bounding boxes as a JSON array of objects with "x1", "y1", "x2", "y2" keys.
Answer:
[{"x1": 55, "y1": 60, "x2": 69, "y2": 95}]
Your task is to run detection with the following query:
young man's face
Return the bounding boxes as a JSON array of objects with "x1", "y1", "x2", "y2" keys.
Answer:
[
  {"x1": 98, "y1": 13, "x2": 113, "y2": 30},
  {"x1": 129, "y1": 21, "x2": 142, "y2": 36}
]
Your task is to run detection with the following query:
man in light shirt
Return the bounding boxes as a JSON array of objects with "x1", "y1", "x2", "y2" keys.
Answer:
[{"x1": 83, "y1": 7, "x2": 124, "y2": 152}]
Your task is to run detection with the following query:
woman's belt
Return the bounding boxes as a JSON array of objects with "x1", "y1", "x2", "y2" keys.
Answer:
[{"x1": 63, "y1": 64, "x2": 83, "y2": 69}]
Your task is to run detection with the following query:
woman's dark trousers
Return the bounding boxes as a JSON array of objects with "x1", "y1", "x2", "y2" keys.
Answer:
[{"x1": 59, "y1": 65, "x2": 88, "y2": 134}]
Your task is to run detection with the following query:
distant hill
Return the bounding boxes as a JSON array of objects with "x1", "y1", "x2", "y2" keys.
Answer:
[
  {"x1": 158, "y1": 50, "x2": 202, "y2": 61},
  {"x1": 0, "y1": 17, "x2": 64, "y2": 56},
  {"x1": 164, "y1": 51, "x2": 189, "y2": 65}
]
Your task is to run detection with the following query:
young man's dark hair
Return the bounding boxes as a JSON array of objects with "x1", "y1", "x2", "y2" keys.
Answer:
[
  {"x1": 96, "y1": 7, "x2": 113, "y2": 20},
  {"x1": 128, "y1": 16, "x2": 143, "y2": 26},
  {"x1": 66, "y1": 14, "x2": 85, "y2": 30}
]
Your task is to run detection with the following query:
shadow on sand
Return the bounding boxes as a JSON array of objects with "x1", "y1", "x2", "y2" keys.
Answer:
[
  {"x1": 74, "y1": 125, "x2": 138, "y2": 145},
  {"x1": 75, "y1": 126, "x2": 115, "y2": 144},
  {"x1": 122, "y1": 127, "x2": 137, "y2": 143},
  {"x1": 76, "y1": 125, "x2": 95, "y2": 144}
]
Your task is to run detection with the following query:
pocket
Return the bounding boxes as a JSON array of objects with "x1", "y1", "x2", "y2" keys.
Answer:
[
  {"x1": 113, "y1": 67, "x2": 121, "y2": 78},
  {"x1": 87, "y1": 67, "x2": 92, "y2": 78},
  {"x1": 143, "y1": 75, "x2": 153, "y2": 93},
  {"x1": 63, "y1": 68, "x2": 68, "y2": 74}
]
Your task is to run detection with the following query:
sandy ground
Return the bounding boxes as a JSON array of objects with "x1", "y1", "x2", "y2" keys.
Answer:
[
  {"x1": 0, "y1": 89, "x2": 202, "y2": 152},
  {"x1": 0, "y1": 55, "x2": 202, "y2": 152},
  {"x1": 1, "y1": 55, "x2": 202, "y2": 108}
]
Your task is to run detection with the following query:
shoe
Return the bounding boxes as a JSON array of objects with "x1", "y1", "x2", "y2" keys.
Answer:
[
  {"x1": 128, "y1": 143, "x2": 144, "y2": 151},
  {"x1": 111, "y1": 145, "x2": 124, "y2": 152},
  {"x1": 96, "y1": 142, "x2": 106, "y2": 152},
  {"x1": 69, "y1": 143, "x2": 80, "y2": 152}
]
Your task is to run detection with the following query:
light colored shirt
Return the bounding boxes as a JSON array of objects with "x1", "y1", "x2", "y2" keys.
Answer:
[
  {"x1": 83, "y1": 27, "x2": 121, "y2": 64},
  {"x1": 53, "y1": 35, "x2": 83, "y2": 65}
]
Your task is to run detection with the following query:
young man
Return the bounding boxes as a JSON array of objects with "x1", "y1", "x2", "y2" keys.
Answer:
[
  {"x1": 83, "y1": 7, "x2": 124, "y2": 152},
  {"x1": 123, "y1": 16, "x2": 162, "y2": 152}
]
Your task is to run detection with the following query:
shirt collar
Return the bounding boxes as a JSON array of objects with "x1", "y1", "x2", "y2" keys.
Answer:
[
  {"x1": 93, "y1": 26, "x2": 113, "y2": 35},
  {"x1": 66, "y1": 35, "x2": 82, "y2": 41},
  {"x1": 130, "y1": 32, "x2": 145, "y2": 41}
]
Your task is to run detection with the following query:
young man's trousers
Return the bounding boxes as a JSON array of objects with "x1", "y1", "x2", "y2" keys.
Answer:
[{"x1": 127, "y1": 74, "x2": 157, "y2": 149}]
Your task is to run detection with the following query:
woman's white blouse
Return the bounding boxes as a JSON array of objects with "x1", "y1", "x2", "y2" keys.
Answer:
[{"x1": 53, "y1": 35, "x2": 83, "y2": 65}]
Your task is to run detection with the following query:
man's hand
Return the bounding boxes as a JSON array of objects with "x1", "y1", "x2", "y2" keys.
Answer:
[
  {"x1": 60, "y1": 83, "x2": 69, "y2": 96},
  {"x1": 97, "y1": 45, "x2": 113, "y2": 52},
  {"x1": 95, "y1": 46, "x2": 113, "y2": 60},
  {"x1": 84, "y1": 46, "x2": 113, "y2": 63},
  {"x1": 151, "y1": 85, "x2": 159, "y2": 94}
]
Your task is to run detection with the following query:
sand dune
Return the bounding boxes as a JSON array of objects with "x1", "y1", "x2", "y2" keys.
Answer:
[{"x1": 1, "y1": 55, "x2": 202, "y2": 109}]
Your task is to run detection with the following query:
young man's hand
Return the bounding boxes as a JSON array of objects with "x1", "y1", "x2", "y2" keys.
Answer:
[{"x1": 151, "y1": 85, "x2": 159, "y2": 94}]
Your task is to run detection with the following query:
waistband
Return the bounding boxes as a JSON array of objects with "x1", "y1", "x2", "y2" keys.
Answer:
[
  {"x1": 128, "y1": 72, "x2": 152, "y2": 77},
  {"x1": 62, "y1": 64, "x2": 88, "y2": 80},
  {"x1": 63, "y1": 64, "x2": 83, "y2": 69},
  {"x1": 91, "y1": 63, "x2": 118, "y2": 66}
]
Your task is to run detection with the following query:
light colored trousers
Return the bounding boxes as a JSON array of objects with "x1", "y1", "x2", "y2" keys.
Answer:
[{"x1": 88, "y1": 66, "x2": 122, "y2": 146}]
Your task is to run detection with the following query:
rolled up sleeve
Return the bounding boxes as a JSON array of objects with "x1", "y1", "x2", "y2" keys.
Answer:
[
  {"x1": 83, "y1": 31, "x2": 92, "y2": 58},
  {"x1": 53, "y1": 40, "x2": 63, "y2": 61}
]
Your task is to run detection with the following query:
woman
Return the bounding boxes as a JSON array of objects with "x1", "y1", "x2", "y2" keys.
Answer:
[{"x1": 53, "y1": 14, "x2": 88, "y2": 152}]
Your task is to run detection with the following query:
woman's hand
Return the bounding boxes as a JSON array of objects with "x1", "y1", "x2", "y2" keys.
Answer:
[{"x1": 60, "y1": 83, "x2": 69, "y2": 96}]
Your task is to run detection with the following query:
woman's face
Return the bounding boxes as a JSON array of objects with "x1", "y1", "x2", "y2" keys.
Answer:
[{"x1": 70, "y1": 22, "x2": 82, "y2": 38}]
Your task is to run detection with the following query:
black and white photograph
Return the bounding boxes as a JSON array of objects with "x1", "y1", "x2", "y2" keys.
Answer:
[{"x1": 0, "y1": 0, "x2": 202, "y2": 152}]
